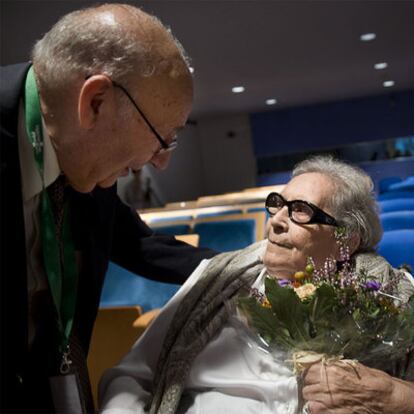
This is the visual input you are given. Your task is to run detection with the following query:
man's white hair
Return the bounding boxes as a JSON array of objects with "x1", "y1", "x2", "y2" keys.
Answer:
[
  {"x1": 292, "y1": 155, "x2": 383, "y2": 252},
  {"x1": 32, "y1": 3, "x2": 191, "y2": 94}
]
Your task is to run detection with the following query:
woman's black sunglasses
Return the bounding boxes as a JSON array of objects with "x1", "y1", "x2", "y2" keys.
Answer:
[{"x1": 265, "y1": 192, "x2": 338, "y2": 226}]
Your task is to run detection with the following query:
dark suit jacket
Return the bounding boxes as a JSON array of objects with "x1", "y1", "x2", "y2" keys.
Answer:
[{"x1": 0, "y1": 63, "x2": 216, "y2": 413}]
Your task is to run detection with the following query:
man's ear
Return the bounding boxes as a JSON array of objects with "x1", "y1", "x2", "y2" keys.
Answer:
[{"x1": 78, "y1": 75, "x2": 113, "y2": 129}]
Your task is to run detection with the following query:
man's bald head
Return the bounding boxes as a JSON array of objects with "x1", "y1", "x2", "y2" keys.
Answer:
[
  {"x1": 32, "y1": 3, "x2": 192, "y2": 100},
  {"x1": 30, "y1": 3, "x2": 194, "y2": 193}
]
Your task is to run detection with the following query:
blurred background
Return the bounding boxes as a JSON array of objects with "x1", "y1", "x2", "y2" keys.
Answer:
[{"x1": 2, "y1": 0, "x2": 414, "y2": 207}]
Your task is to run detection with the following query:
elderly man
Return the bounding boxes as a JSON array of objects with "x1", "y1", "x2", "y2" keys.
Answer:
[{"x1": 0, "y1": 4, "x2": 214, "y2": 413}]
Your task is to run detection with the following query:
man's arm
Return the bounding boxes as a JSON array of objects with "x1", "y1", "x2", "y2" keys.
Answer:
[{"x1": 110, "y1": 196, "x2": 217, "y2": 284}]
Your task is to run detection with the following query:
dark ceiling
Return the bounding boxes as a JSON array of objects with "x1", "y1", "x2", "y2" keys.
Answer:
[{"x1": 1, "y1": 0, "x2": 414, "y2": 118}]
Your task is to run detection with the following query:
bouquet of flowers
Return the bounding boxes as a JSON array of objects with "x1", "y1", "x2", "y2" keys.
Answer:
[{"x1": 237, "y1": 250, "x2": 414, "y2": 378}]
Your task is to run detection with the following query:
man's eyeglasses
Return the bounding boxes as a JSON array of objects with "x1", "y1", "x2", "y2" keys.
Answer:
[
  {"x1": 265, "y1": 192, "x2": 338, "y2": 226},
  {"x1": 112, "y1": 80, "x2": 178, "y2": 154}
]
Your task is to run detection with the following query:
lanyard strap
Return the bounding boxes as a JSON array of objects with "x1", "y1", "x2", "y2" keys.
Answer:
[{"x1": 24, "y1": 66, "x2": 78, "y2": 362}]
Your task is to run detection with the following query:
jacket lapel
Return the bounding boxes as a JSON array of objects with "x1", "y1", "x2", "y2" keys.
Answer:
[{"x1": 0, "y1": 62, "x2": 31, "y2": 405}]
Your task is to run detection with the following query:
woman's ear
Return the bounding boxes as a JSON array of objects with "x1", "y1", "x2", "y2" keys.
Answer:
[
  {"x1": 347, "y1": 232, "x2": 361, "y2": 256},
  {"x1": 334, "y1": 228, "x2": 361, "y2": 261},
  {"x1": 78, "y1": 75, "x2": 113, "y2": 130}
]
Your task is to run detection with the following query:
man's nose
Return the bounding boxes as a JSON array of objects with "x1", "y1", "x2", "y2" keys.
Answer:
[
  {"x1": 269, "y1": 206, "x2": 290, "y2": 232},
  {"x1": 150, "y1": 151, "x2": 172, "y2": 170}
]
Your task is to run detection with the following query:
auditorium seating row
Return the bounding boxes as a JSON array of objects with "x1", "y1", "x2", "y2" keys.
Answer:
[
  {"x1": 378, "y1": 175, "x2": 414, "y2": 195},
  {"x1": 375, "y1": 175, "x2": 414, "y2": 273}
]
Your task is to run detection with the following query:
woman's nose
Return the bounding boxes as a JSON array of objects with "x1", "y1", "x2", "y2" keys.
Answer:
[
  {"x1": 150, "y1": 151, "x2": 171, "y2": 170},
  {"x1": 269, "y1": 206, "x2": 289, "y2": 232}
]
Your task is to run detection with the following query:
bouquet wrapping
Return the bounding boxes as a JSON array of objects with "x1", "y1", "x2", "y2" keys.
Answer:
[{"x1": 234, "y1": 255, "x2": 414, "y2": 413}]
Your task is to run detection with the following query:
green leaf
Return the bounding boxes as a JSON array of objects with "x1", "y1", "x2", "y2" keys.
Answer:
[
  {"x1": 264, "y1": 278, "x2": 311, "y2": 346},
  {"x1": 309, "y1": 283, "x2": 338, "y2": 332},
  {"x1": 238, "y1": 296, "x2": 294, "y2": 349}
]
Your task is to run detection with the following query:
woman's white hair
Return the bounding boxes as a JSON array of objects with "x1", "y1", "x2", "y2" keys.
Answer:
[
  {"x1": 31, "y1": 3, "x2": 190, "y2": 95},
  {"x1": 292, "y1": 155, "x2": 383, "y2": 252}
]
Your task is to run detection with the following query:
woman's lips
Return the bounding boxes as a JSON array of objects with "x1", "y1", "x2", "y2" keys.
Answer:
[{"x1": 268, "y1": 239, "x2": 293, "y2": 249}]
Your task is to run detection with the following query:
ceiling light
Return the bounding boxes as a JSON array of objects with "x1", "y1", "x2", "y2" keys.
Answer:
[
  {"x1": 232, "y1": 86, "x2": 245, "y2": 93},
  {"x1": 383, "y1": 80, "x2": 395, "y2": 88},
  {"x1": 266, "y1": 98, "x2": 277, "y2": 105},
  {"x1": 360, "y1": 33, "x2": 376, "y2": 42},
  {"x1": 189, "y1": 66, "x2": 194, "y2": 74},
  {"x1": 374, "y1": 62, "x2": 388, "y2": 70}
]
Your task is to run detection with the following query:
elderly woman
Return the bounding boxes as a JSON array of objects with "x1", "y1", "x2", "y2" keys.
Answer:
[{"x1": 99, "y1": 156, "x2": 414, "y2": 414}]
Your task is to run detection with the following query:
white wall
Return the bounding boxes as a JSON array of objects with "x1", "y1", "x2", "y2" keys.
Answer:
[
  {"x1": 146, "y1": 124, "x2": 205, "y2": 203},
  {"x1": 197, "y1": 113, "x2": 257, "y2": 196},
  {"x1": 118, "y1": 113, "x2": 257, "y2": 205},
  {"x1": 117, "y1": 125, "x2": 204, "y2": 206}
]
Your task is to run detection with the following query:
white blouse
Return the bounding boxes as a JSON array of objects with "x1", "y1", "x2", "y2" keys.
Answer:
[{"x1": 99, "y1": 260, "x2": 299, "y2": 414}]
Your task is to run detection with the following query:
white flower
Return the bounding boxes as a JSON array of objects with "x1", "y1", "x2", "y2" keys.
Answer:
[{"x1": 294, "y1": 283, "x2": 316, "y2": 300}]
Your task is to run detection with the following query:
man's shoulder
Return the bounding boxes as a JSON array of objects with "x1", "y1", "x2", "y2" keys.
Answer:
[
  {"x1": 1, "y1": 63, "x2": 31, "y2": 151},
  {"x1": 1, "y1": 62, "x2": 31, "y2": 114}
]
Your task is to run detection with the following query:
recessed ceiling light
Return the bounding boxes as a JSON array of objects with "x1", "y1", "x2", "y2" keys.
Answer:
[
  {"x1": 232, "y1": 86, "x2": 245, "y2": 93},
  {"x1": 374, "y1": 62, "x2": 388, "y2": 70},
  {"x1": 189, "y1": 66, "x2": 195, "y2": 74},
  {"x1": 360, "y1": 33, "x2": 376, "y2": 42},
  {"x1": 383, "y1": 80, "x2": 395, "y2": 88},
  {"x1": 266, "y1": 98, "x2": 277, "y2": 105}
]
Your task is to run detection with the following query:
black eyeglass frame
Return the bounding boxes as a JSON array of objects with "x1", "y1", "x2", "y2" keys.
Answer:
[
  {"x1": 111, "y1": 81, "x2": 178, "y2": 154},
  {"x1": 265, "y1": 192, "x2": 338, "y2": 227}
]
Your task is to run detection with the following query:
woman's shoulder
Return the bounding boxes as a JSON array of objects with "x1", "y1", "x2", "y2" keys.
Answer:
[{"x1": 353, "y1": 251, "x2": 414, "y2": 301}]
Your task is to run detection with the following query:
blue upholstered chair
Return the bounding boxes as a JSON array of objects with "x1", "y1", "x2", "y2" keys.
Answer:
[
  {"x1": 380, "y1": 211, "x2": 414, "y2": 232},
  {"x1": 388, "y1": 176, "x2": 414, "y2": 193},
  {"x1": 378, "y1": 230, "x2": 414, "y2": 271},
  {"x1": 151, "y1": 224, "x2": 191, "y2": 235},
  {"x1": 379, "y1": 198, "x2": 414, "y2": 213},
  {"x1": 378, "y1": 176, "x2": 402, "y2": 194},
  {"x1": 247, "y1": 207, "x2": 266, "y2": 213},
  {"x1": 378, "y1": 191, "x2": 414, "y2": 201},
  {"x1": 100, "y1": 262, "x2": 180, "y2": 311},
  {"x1": 194, "y1": 219, "x2": 256, "y2": 252}
]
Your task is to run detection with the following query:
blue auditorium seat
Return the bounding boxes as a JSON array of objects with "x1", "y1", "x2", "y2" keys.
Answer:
[
  {"x1": 379, "y1": 198, "x2": 414, "y2": 213},
  {"x1": 378, "y1": 191, "x2": 414, "y2": 201},
  {"x1": 378, "y1": 176, "x2": 402, "y2": 194},
  {"x1": 100, "y1": 262, "x2": 180, "y2": 311},
  {"x1": 247, "y1": 207, "x2": 266, "y2": 213},
  {"x1": 194, "y1": 219, "x2": 256, "y2": 252},
  {"x1": 152, "y1": 224, "x2": 191, "y2": 235},
  {"x1": 378, "y1": 230, "x2": 414, "y2": 271},
  {"x1": 388, "y1": 176, "x2": 414, "y2": 192},
  {"x1": 380, "y1": 211, "x2": 414, "y2": 231}
]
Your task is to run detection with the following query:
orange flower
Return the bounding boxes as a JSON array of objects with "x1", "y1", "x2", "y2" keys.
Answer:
[{"x1": 261, "y1": 298, "x2": 272, "y2": 309}]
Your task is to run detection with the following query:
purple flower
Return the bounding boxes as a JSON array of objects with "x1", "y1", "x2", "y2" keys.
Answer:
[
  {"x1": 278, "y1": 279, "x2": 291, "y2": 287},
  {"x1": 362, "y1": 280, "x2": 381, "y2": 291}
]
